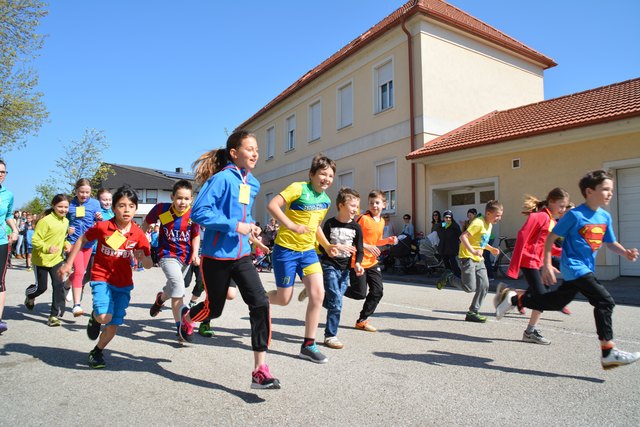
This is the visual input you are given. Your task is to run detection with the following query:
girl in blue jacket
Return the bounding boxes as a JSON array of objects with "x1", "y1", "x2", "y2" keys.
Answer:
[{"x1": 179, "y1": 130, "x2": 280, "y2": 390}]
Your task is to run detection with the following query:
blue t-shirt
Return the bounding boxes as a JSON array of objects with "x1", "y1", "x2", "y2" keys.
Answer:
[
  {"x1": 553, "y1": 203, "x2": 616, "y2": 281},
  {"x1": 0, "y1": 186, "x2": 14, "y2": 245},
  {"x1": 67, "y1": 197, "x2": 101, "y2": 248}
]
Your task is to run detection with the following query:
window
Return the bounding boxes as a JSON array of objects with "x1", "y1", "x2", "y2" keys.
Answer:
[
  {"x1": 451, "y1": 193, "x2": 475, "y2": 206},
  {"x1": 337, "y1": 82, "x2": 353, "y2": 129},
  {"x1": 479, "y1": 190, "x2": 495, "y2": 203},
  {"x1": 135, "y1": 189, "x2": 144, "y2": 202},
  {"x1": 266, "y1": 126, "x2": 275, "y2": 159},
  {"x1": 337, "y1": 171, "x2": 354, "y2": 189},
  {"x1": 375, "y1": 60, "x2": 394, "y2": 113},
  {"x1": 376, "y1": 160, "x2": 396, "y2": 213},
  {"x1": 285, "y1": 115, "x2": 296, "y2": 151},
  {"x1": 146, "y1": 189, "x2": 158, "y2": 204},
  {"x1": 308, "y1": 101, "x2": 321, "y2": 142}
]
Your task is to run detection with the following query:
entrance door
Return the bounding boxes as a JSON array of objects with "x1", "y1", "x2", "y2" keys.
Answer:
[
  {"x1": 617, "y1": 167, "x2": 640, "y2": 276},
  {"x1": 449, "y1": 186, "x2": 496, "y2": 232}
]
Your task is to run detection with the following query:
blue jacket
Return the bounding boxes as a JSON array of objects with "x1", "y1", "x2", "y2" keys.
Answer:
[
  {"x1": 0, "y1": 186, "x2": 14, "y2": 245},
  {"x1": 191, "y1": 164, "x2": 259, "y2": 260}
]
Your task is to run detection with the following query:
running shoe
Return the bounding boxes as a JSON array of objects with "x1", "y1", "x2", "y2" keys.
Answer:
[
  {"x1": 436, "y1": 270, "x2": 452, "y2": 290},
  {"x1": 496, "y1": 290, "x2": 517, "y2": 320},
  {"x1": 522, "y1": 329, "x2": 551, "y2": 345},
  {"x1": 465, "y1": 311, "x2": 487, "y2": 323},
  {"x1": 0, "y1": 321, "x2": 6, "y2": 334},
  {"x1": 178, "y1": 306, "x2": 194, "y2": 343},
  {"x1": 87, "y1": 312, "x2": 101, "y2": 340},
  {"x1": 493, "y1": 282, "x2": 506, "y2": 308},
  {"x1": 88, "y1": 348, "x2": 106, "y2": 369},
  {"x1": 355, "y1": 319, "x2": 377, "y2": 332},
  {"x1": 47, "y1": 316, "x2": 61, "y2": 327},
  {"x1": 64, "y1": 287, "x2": 72, "y2": 302},
  {"x1": 561, "y1": 306, "x2": 572, "y2": 315},
  {"x1": 251, "y1": 364, "x2": 281, "y2": 389},
  {"x1": 299, "y1": 343, "x2": 328, "y2": 364},
  {"x1": 298, "y1": 288, "x2": 308, "y2": 302},
  {"x1": 24, "y1": 296, "x2": 35, "y2": 311},
  {"x1": 198, "y1": 322, "x2": 214, "y2": 337},
  {"x1": 601, "y1": 348, "x2": 640, "y2": 370},
  {"x1": 324, "y1": 336, "x2": 344, "y2": 349},
  {"x1": 149, "y1": 292, "x2": 164, "y2": 317},
  {"x1": 72, "y1": 304, "x2": 84, "y2": 317},
  {"x1": 188, "y1": 300, "x2": 197, "y2": 309}
]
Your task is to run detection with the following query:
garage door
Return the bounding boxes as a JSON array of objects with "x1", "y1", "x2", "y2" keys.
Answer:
[{"x1": 618, "y1": 167, "x2": 640, "y2": 276}]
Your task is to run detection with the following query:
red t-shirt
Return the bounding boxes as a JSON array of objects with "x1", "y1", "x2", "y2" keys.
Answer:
[{"x1": 85, "y1": 219, "x2": 151, "y2": 287}]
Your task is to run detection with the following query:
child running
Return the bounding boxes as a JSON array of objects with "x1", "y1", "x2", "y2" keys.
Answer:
[
  {"x1": 320, "y1": 187, "x2": 364, "y2": 349},
  {"x1": 436, "y1": 200, "x2": 503, "y2": 323},
  {"x1": 179, "y1": 130, "x2": 280, "y2": 389},
  {"x1": 145, "y1": 179, "x2": 200, "y2": 342},
  {"x1": 82, "y1": 188, "x2": 115, "y2": 291},
  {"x1": 59, "y1": 187, "x2": 151, "y2": 369},
  {"x1": 496, "y1": 170, "x2": 640, "y2": 370},
  {"x1": 267, "y1": 154, "x2": 340, "y2": 364},
  {"x1": 65, "y1": 178, "x2": 102, "y2": 316},
  {"x1": 343, "y1": 190, "x2": 397, "y2": 332},
  {"x1": 24, "y1": 195, "x2": 70, "y2": 326},
  {"x1": 502, "y1": 188, "x2": 570, "y2": 345}
]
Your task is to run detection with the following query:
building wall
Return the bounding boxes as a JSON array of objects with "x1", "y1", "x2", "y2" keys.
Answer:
[{"x1": 418, "y1": 122, "x2": 640, "y2": 279}]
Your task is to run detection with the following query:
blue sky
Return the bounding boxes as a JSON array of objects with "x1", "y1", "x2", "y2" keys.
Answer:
[{"x1": 4, "y1": 0, "x2": 639, "y2": 208}]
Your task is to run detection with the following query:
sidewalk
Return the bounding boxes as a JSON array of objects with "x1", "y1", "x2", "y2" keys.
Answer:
[{"x1": 383, "y1": 270, "x2": 640, "y2": 306}]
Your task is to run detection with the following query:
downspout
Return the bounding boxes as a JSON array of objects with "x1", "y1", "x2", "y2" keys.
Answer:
[{"x1": 401, "y1": 17, "x2": 417, "y2": 226}]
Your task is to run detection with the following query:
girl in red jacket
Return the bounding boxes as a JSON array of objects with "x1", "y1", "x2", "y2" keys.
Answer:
[{"x1": 502, "y1": 187, "x2": 570, "y2": 345}]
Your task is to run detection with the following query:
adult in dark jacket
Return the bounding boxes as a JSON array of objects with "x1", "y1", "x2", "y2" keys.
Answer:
[{"x1": 437, "y1": 210, "x2": 461, "y2": 277}]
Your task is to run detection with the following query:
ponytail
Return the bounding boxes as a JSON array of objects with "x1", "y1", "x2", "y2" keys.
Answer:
[
  {"x1": 192, "y1": 149, "x2": 228, "y2": 184},
  {"x1": 521, "y1": 187, "x2": 569, "y2": 215}
]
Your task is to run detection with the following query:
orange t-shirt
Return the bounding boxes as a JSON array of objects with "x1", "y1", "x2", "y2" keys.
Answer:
[{"x1": 352, "y1": 212, "x2": 395, "y2": 269}]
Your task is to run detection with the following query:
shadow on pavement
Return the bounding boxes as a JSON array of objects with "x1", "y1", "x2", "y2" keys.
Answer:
[
  {"x1": 374, "y1": 350, "x2": 605, "y2": 383},
  {"x1": 0, "y1": 343, "x2": 267, "y2": 403},
  {"x1": 383, "y1": 329, "x2": 519, "y2": 344}
]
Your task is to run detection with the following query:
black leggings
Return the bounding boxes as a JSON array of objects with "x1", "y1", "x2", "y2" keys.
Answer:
[
  {"x1": 0, "y1": 243, "x2": 9, "y2": 292},
  {"x1": 521, "y1": 273, "x2": 615, "y2": 341},
  {"x1": 26, "y1": 263, "x2": 65, "y2": 316},
  {"x1": 189, "y1": 256, "x2": 270, "y2": 352},
  {"x1": 345, "y1": 265, "x2": 384, "y2": 321}
]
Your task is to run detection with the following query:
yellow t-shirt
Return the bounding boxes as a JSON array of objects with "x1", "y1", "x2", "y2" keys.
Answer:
[
  {"x1": 458, "y1": 217, "x2": 492, "y2": 262},
  {"x1": 274, "y1": 182, "x2": 331, "y2": 252}
]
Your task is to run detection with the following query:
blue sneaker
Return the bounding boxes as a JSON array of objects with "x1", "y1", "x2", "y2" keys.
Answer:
[{"x1": 299, "y1": 343, "x2": 328, "y2": 364}]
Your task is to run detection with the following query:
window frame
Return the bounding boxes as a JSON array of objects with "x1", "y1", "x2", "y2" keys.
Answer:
[
  {"x1": 373, "y1": 58, "x2": 395, "y2": 114},
  {"x1": 375, "y1": 159, "x2": 397, "y2": 214},
  {"x1": 308, "y1": 99, "x2": 321, "y2": 143},
  {"x1": 285, "y1": 114, "x2": 296, "y2": 152},
  {"x1": 337, "y1": 80, "x2": 353, "y2": 130}
]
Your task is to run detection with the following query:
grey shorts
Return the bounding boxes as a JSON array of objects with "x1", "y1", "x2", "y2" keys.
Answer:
[{"x1": 159, "y1": 257, "x2": 189, "y2": 298}]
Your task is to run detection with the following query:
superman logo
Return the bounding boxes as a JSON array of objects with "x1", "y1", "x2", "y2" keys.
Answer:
[{"x1": 579, "y1": 224, "x2": 606, "y2": 252}]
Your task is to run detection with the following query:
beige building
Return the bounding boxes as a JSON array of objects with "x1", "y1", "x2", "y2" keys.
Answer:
[
  {"x1": 237, "y1": 0, "x2": 639, "y2": 279},
  {"x1": 239, "y1": 0, "x2": 554, "y2": 230}
]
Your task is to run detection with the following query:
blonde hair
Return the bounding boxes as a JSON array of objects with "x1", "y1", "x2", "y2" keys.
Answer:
[{"x1": 521, "y1": 187, "x2": 569, "y2": 214}]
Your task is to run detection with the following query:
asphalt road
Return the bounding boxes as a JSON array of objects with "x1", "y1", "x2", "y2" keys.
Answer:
[{"x1": 1, "y1": 265, "x2": 639, "y2": 426}]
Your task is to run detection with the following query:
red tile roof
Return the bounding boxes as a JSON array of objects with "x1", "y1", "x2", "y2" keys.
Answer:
[
  {"x1": 407, "y1": 77, "x2": 640, "y2": 160},
  {"x1": 237, "y1": 0, "x2": 555, "y2": 130}
]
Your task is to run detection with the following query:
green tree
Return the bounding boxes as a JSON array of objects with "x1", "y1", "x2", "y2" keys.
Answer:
[
  {"x1": 55, "y1": 129, "x2": 115, "y2": 193},
  {"x1": 0, "y1": 0, "x2": 48, "y2": 151}
]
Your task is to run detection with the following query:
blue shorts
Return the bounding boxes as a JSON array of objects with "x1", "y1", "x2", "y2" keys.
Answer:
[
  {"x1": 91, "y1": 281, "x2": 133, "y2": 326},
  {"x1": 272, "y1": 245, "x2": 322, "y2": 288}
]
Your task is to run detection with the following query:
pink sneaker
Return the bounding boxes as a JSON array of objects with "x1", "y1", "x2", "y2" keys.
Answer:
[
  {"x1": 251, "y1": 364, "x2": 281, "y2": 389},
  {"x1": 561, "y1": 306, "x2": 572, "y2": 315},
  {"x1": 178, "y1": 306, "x2": 194, "y2": 343}
]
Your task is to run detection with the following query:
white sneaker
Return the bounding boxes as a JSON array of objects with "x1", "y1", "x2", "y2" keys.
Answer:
[
  {"x1": 602, "y1": 348, "x2": 640, "y2": 370},
  {"x1": 495, "y1": 290, "x2": 517, "y2": 320},
  {"x1": 324, "y1": 336, "x2": 344, "y2": 349},
  {"x1": 493, "y1": 282, "x2": 506, "y2": 308},
  {"x1": 72, "y1": 304, "x2": 84, "y2": 317},
  {"x1": 64, "y1": 287, "x2": 72, "y2": 302}
]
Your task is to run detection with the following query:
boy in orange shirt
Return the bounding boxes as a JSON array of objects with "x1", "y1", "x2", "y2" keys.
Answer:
[{"x1": 344, "y1": 190, "x2": 397, "y2": 332}]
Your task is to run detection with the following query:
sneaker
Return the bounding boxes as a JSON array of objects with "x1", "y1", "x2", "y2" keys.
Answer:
[
  {"x1": 47, "y1": 315, "x2": 61, "y2": 327},
  {"x1": 72, "y1": 304, "x2": 84, "y2": 317},
  {"x1": 27, "y1": 267, "x2": 32, "y2": 272},
  {"x1": 149, "y1": 292, "x2": 164, "y2": 317},
  {"x1": 64, "y1": 287, "x2": 72, "y2": 302},
  {"x1": 299, "y1": 343, "x2": 328, "y2": 364},
  {"x1": 198, "y1": 322, "x2": 214, "y2": 337},
  {"x1": 522, "y1": 329, "x2": 551, "y2": 345},
  {"x1": 602, "y1": 348, "x2": 640, "y2": 370},
  {"x1": 298, "y1": 288, "x2": 308, "y2": 302},
  {"x1": 24, "y1": 296, "x2": 35, "y2": 311},
  {"x1": 355, "y1": 319, "x2": 377, "y2": 332},
  {"x1": 518, "y1": 306, "x2": 526, "y2": 315},
  {"x1": 251, "y1": 364, "x2": 281, "y2": 389},
  {"x1": 436, "y1": 270, "x2": 452, "y2": 290},
  {"x1": 178, "y1": 306, "x2": 194, "y2": 343},
  {"x1": 465, "y1": 311, "x2": 487, "y2": 323},
  {"x1": 561, "y1": 306, "x2": 572, "y2": 316},
  {"x1": 496, "y1": 290, "x2": 517, "y2": 320},
  {"x1": 0, "y1": 321, "x2": 6, "y2": 334},
  {"x1": 87, "y1": 312, "x2": 101, "y2": 340},
  {"x1": 493, "y1": 282, "x2": 506, "y2": 308},
  {"x1": 188, "y1": 300, "x2": 197, "y2": 309},
  {"x1": 88, "y1": 349, "x2": 106, "y2": 369},
  {"x1": 324, "y1": 336, "x2": 344, "y2": 349}
]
